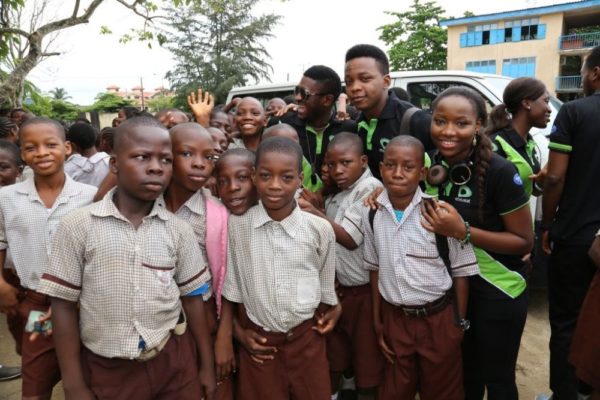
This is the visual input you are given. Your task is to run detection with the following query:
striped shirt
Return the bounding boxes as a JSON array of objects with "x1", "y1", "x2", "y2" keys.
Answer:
[{"x1": 362, "y1": 187, "x2": 479, "y2": 306}]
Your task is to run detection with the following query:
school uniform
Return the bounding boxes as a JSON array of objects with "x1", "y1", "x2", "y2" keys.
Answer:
[
  {"x1": 228, "y1": 138, "x2": 248, "y2": 150},
  {"x1": 324, "y1": 168, "x2": 384, "y2": 389},
  {"x1": 222, "y1": 202, "x2": 337, "y2": 400},
  {"x1": 546, "y1": 91, "x2": 600, "y2": 399},
  {"x1": 174, "y1": 189, "x2": 232, "y2": 400},
  {"x1": 0, "y1": 174, "x2": 96, "y2": 397},
  {"x1": 64, "y1": 152, "x2": 110, "y2": 187},
  {"x1": 431, "y1": 153, "x2": 530, "y2": 399},
  {"x1": 38, "y1": 188, "x2": 212, "y2": 400},
  {"x1": 269, "y1": 111, "x2": 358, "y2": 178},
  {"x1": 363, "y1": 187, "x2": 479, "y2": 400},
  {"x1": 569, "y1": 230, "x2": 600, "y2": 391},
  {"x1": 356, "y1": 91, "x2": 434, "y2": 180}
]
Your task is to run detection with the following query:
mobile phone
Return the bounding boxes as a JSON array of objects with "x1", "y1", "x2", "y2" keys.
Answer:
[{"x1": 25, "y1": 310, "x2": 52, "y2": 333}]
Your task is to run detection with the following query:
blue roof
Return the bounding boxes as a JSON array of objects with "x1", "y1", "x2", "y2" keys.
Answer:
[{"x1": 440, "y1": 0, "x2": 600, "y2": 27}]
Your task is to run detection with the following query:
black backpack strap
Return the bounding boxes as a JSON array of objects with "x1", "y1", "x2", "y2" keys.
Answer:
[
  {"x1": 435, "y1": 232, "x2": 452, "y2": 278},
  {"x1": 399, "y1": 106, "x2": 419, "y2": 136}
]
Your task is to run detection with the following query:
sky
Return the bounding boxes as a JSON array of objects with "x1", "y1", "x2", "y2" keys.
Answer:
[{"x1": 25, "y1": 0, "x2": 572, "y2": 105}]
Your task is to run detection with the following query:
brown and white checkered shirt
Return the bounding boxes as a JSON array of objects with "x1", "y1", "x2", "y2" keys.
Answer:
[
  {"x1": 38, "y1": 188, "x2": 210, "y2": 359},
  {"x1": 363, "y1": 187, "x2": 479, "y2": 306},
  {"x1": 0, "y1": 174, "x2": 97, "y2": 290},
  {"x1": 222, "y1": 202, "x2": 338, "y2": 333},
  {"x1": 325, "y1": 168, "x2": 383, "y2": 287},
  {"x1": 173, "y1": 189, "x2": 213, "y2": 300}
]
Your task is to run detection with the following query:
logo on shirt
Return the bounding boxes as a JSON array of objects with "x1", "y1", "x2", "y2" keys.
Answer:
[
  {"x1": 379, "y1": 138, "x2": 390, "y2": 153},
  {"x1": 513, "y1": 173, "x2": 523, "y2": 186}
]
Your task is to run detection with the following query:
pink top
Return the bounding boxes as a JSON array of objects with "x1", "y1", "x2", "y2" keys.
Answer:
[{"x1": 205, "y1": 197, "x2": 229, "y2": 316}]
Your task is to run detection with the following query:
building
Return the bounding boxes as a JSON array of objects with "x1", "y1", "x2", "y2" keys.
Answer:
[
  {"x1": 440, "y1": 0, "x2": 600, "y2": 101},
  {"x1": 105, "y1": 85, "x2": 173, "y2": 108}
]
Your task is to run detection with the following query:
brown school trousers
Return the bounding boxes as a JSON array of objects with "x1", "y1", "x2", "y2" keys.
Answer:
[
  {"x1": 380, "y1": 299, "x2": 464, "y2": 400},
  {"x1": 237, "y1": 316, "x2": 330, "y2": 400},
  {"x1": 81, "y1": 328, "x2": 202, "y2": 400},
  {"x1": 327, "y1": 283, "x2": 383, "y2": 389}
]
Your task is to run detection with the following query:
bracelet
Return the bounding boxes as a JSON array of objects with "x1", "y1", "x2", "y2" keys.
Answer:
[{"x1": 459, "y1": 221, "x2": 471, "y2": 248}]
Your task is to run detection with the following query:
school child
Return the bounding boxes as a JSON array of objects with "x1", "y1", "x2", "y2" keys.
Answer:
[
  {"x1": 37, "y1": 116, "x2": 216, "y2": 400},
  {"x1": 0, "y1": 117, "x2": 97, "y2": 399},
  {"x1": 209, "y1": 127, "x2": 229, "y2": 154},
  {"x1": 163, "y1": 122, "x2": 231, "y2": 399},
  {"x1": 229, "y1": 97, "x2": 267, "y2": 152},
  {"x1": 265, "y1": 97, "x2": 286, "y2": 118},
  {"x1": 98, "y1": 127, "x2": 115, "y2": 154},
  {"x1": 420, "y1": 87, "x2": 534, "y2": 399},
  {"x1": 155, "y1": 108, "x2": 190, "y2": 129},
  {"x1": 485, "y1": 77, "x2": 550, "y2": 199},
  {"x1": 219, "y1": 136, "x2": 340, "y2": 400},
  {"x1": 344, "y1": 44, "x2": 433, "y2": 179},
  {"x1": 210, "y1": 109, "x2": 233, "y2": 142},
  {"x1": 363, "y1": 135, "x2": 478, "y2": 400},
  {"x1": 0, "y1": 140, "x2": 22, "y2": 381},
  {"x1": 263, "y1": 123, "x2": 323, "y2": 192},
  {"x1": 300, "y1": 132, "x2": 383, "y2": 400},
  {"x1": 569, "y1": 230, "x2": 600, "y2": 399},
  {"x1": 0, "y1": 116, "x2": 19, "y2": 144},
  {"x1": 214, "y1": 148, "x2": 258, "y2": 216},
  {"x1": 65, "y1": 122, "x2": 110, "y2": 187}
]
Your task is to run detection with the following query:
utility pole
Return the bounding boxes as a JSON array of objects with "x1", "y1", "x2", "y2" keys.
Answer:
[{"x1": 140, "y1": 77, "x2": 145, "y2": 110}]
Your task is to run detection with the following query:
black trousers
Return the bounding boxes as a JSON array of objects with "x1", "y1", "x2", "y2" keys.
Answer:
[
  {"x1": 463, "y1": 290, "x2": 528, "y2": 400},
  {"x1": 548, "y1": 243, "x2": 596, "y2": 400}
]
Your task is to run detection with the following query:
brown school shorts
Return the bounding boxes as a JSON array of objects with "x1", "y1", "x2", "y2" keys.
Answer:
[
  {"x1": 2, "y1": 268, "x2": 23, "y2": 355},
  {"x1": 570, "y1": 270, "x2": 600, "y2": 389},
  {"x1": 237, "y1": 316, "x2": 331, "y2": 400},
  {"x1": 81, "y1": 328, "x2": 202, "y2": 400},
  {"x1": 327, "y1": 283, "x2": 383, "y2": 389}
]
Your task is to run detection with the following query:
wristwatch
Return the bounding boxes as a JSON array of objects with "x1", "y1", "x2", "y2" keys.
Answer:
[{"x1": 458, "y1": 318, "x2": 470, "y2": 331}]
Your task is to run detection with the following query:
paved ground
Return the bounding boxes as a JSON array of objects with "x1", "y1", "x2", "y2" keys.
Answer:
[{"x1": 0, "y1": 289, "x2": 551, "y2": 400}]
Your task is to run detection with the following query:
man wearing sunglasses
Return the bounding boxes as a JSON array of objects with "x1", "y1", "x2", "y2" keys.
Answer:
[{"x1": 269, "y1": 65, "x2": 357, "y2": 190}]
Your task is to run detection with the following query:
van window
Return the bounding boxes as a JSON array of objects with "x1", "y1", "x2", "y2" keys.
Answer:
[{"x1": 406, "y1": 82, "x2": 495, "y2": 113}]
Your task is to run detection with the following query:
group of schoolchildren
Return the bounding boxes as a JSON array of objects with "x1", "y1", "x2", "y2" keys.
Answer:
[{"x1": 0, "y1": 43, "x2": 599, "y2": 400}]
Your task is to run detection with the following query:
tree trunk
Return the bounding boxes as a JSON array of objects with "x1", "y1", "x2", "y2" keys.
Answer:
[{"x1": 0, "y1": 32, "x2": 43, "y2": 107}]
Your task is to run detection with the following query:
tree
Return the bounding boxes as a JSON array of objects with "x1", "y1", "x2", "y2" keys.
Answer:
[
  {"x1": 146, "y1": 94, "x2": 175, "y2": 112},
  {"x1": 165, "y1": 0, "x2": 281, "y2": 105},
  {"x1": 87, "y1": 92, "x2": 134, "y2": 113},
  {"x1": 378, "y1": 0, "x2": 448, "y2": 71},
  {"x1": 49, "y1": 87, "x2": 71, "y2": 101},
  {"x1": 0, "y1": 0, "x2": 191, "y2": 107}
]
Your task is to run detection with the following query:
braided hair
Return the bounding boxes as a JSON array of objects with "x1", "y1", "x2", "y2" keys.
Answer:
[
  {"x1": 432, "y1": 87, "x2": 492, "y2": 222},
  {"x1": 0, "y1": 117, "x2": 17, "y2": 140}
]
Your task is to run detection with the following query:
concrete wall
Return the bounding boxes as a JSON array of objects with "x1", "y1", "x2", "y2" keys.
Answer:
[{"x1": 446, "y1": 12, "x2": 564, "y2": 94}]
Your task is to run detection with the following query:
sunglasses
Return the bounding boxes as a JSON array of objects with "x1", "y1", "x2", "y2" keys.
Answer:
[{"x1": 294, "y1": 86, "x2": 328, "y2": 101}]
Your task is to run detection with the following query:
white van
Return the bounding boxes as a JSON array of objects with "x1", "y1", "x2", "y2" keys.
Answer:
[{"x1": 227, "y1": 71, "x2": 563, "y2": 219}]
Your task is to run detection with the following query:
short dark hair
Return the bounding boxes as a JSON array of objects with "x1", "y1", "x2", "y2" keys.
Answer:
[
  {"x1": 328, "y1": 132, "x2": 363, "y2": 155},
  {"x1": 215, "y1": 148, "x2": 256, "y2": 174},
  {"x1": 67, "y1": 122, "x2": 97, "y2": 150},
  {"x1": 20, "y1": 117, "x2": 66, "y2": 140},
  {"x1": 584, "y1": 45, "x2": 600, "y2": 69},
  {"x1": 113, "y1": 116, "x2": 167, "y2": 152},
  {"x1": 386, "y1": 135, "x2": 424, "y2": 165},
  {"x1": 121, "y1": 106, "x2": 141, "y2": 119},
  {"x1": 303, "y1": 65, "x2": 342, "y2": 100},
  {"x1": 255, "y1": 136, "x2": 303, "y2": 173},
  {"x1": 0, "y1": 139, "x2": 21, "y2": 166},
  {"x1": 262, "y1": 123, "x2": 299, "y2": 141},
  {"x1": 345, "y1": 44, "x2": 390, "y2": 75}
]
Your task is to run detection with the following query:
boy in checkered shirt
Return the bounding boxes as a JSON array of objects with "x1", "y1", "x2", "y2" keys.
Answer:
[{"x1": 362, "y1": 136, "x2": 479, "y2": 400}]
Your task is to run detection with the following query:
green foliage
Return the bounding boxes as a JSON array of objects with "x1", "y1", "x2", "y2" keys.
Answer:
[
  {"x1": 146, "y1": 94, "x2": 175, "y2": 112},
  {"x1": 379, "y1": 0, "x2": 448, "y2": 71},
  {"x1": 49, "y1": 87, "x2": 71, "y2": 101},
  {"x1": 165, "y1": 0, "x2": 281, "y2": 105},
  {"x1": 0, "y1": 0, "x2": 25, "y2": 59},
  {"x1": 24, "y1": 92, "x2": 81, "y2": 121},
  {"x1": 87, "y1": 92, "x2": 135, "y2": 113}
]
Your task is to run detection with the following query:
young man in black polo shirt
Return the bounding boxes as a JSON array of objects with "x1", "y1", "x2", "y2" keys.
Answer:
[
  {"x1": 344, "y1": 44, "x2": 434, "y2": 179},
  {"x1": 269, "y1": 65, "x2": 357, "y2": 188},
  {"x1": 541, "y1": 45, "x2": 600, "y2": 400}
]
